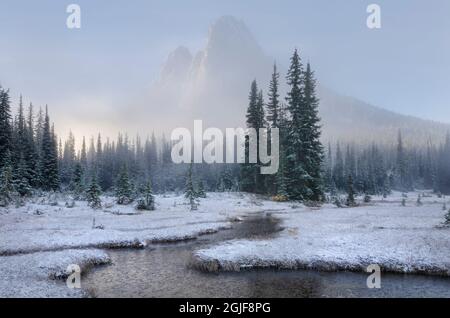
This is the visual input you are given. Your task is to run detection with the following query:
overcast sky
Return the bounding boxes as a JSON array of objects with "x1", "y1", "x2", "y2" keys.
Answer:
[{"x1": 1, "y1": 0, "x2": 449, "y2": 140}]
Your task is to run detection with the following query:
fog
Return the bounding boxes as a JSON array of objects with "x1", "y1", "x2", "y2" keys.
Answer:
[{"x1": 1, "y1": 0, "x2": 450, "y2": 145}]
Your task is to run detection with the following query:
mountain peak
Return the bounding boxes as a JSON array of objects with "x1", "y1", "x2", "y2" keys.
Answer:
[
  {"x1": 207, "y1": 16, "x2": 259, "y2": 53},
  {"x1": 160, "y1": 46, "x2": 192, "y2": 83}
]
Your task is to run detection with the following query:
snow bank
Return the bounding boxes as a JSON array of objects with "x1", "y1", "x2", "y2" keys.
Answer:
[
  {"x1": 193, "y1": 193, "x2": 450, "y2": 276},
  {"x1": 0, "y1": 192, "x2": 290, "y2": 255},
  {"x1": 0, "y1": 249, "x2": 110, "y2": 298}
]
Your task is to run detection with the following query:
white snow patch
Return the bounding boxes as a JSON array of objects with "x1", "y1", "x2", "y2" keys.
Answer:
[{"x1": 193, "y1": 192, "x2": 450, "y2": 276}]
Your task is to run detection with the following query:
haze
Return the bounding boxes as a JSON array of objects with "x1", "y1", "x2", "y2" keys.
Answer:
[{"x1": 0, "y1": 0, "x2": 449, "y2": 142}]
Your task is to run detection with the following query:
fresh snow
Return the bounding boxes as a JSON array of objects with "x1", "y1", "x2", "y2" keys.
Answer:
[
  {"x1": 0, "y1": 249, "x2": 110, "y2": 298},
  {"x1": 193, "y1": 192, "x2": 450, "y2": 276},
  {"x1": 1, "y1": 191, "x2": 449, "y2": 298}
]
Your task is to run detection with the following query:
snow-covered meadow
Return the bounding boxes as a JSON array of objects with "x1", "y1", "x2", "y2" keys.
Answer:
[
  {"x1": 0, "y1": 191, "x2": 449, "y2": 297},
  {"x1": 193, "y1": 192, "x2": 450, "y2": 276}
]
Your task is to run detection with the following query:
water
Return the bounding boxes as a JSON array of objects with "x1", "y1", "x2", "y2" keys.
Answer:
[{"x1": 82, "y1": 214, "x2": 450, "y2": 298}]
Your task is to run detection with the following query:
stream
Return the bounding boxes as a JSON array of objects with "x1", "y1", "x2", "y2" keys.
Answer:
[{"x1": 82, "y1": 214, "x2": 450, "y2": 298}]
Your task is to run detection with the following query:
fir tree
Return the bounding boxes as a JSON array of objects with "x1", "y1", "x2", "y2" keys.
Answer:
[
  {"x1": 267, "y1": 63, "x2": 280, "y2": 128},
  {"x1": 302, "y1": 62, "x2": 324, "y2": 201},
  {"x1": 241, "y1": 80, "x2": 265, "y2": 193},
  {"x1": 396, "y1": 130, "x2": 411, "y2": 191},
  {"x1": 14, "y1": 155, "x2": 31, "y2": 197},
  {"x1": 346, "y1": 174, "x2": 356, "y2": 206},
  {"x1": 71, "y1": 162, "x2": 85, "y2": 200},
  {"x1": 0, "y1": 87, "x2": 12, "y2": 168},
  {"x1": 136, "y1": 180, "x2": 155, "y2": 211},
  {"x1": 185, "y1": 163, "x2": 198, "y2": 210},
  {"x1": 333, "y1": 142, "x2": 345, "y2": 190},
  {"x1": 40, "y1": 107, "x2": 59, "y2": 191},
  {"x1": 444, "y1": 209, "x2": 450, "y2": 226},
  {"x1": 0, "y1": 151, "x2": 14, "y2": 206},
  {"x1": 196, "y1": 180, "x2": 207, "y2": 198},
  {"x1": 284, "y1": 49, "x2": 306, "y2": 200},
  {"x1": 86, "y1": 175, "x2": 102, "y2": 209},
  {"x1": 116, "y1": 165, "x2": 133, "y2": 205}
]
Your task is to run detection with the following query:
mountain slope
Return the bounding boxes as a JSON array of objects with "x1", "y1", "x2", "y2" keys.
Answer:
[{"x1": 147, "y1": 16, "x2": 450, "y2": 145}]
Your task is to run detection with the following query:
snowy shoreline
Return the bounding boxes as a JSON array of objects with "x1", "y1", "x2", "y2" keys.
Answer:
[
  {"x1": 0, "y1": 192, "x2": 288, "y2": 297},
  {"x1": 1, "y1": 191, "x2": 449, "y2": 297},
  {"x1": 192, "y1": 193, "x2": 450, "y2": 277}
]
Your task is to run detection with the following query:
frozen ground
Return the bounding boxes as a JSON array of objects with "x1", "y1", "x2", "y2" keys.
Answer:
[
  {"x1": 193, "y1": 192, "x2": 450, "y2": 276},
  {"x1": 0, "y1": 192, "x2": 289, "y2": 256},
  {"x1": 1, "y1": 191, "x2": 449, "y2": 297},
  {"x1": 0, "y1": 192, "x2": 290, "y2": 297},
  {"x1": 0, "y1": 249, "x2": 110, "y2": 298}
]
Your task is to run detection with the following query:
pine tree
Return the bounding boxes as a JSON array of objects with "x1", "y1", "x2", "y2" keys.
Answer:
[
  {"x1": 333, "y1": 142, "x2": 345, "y2": 190},
  {"x1": 284, "y1": 49, "x2": 306, "y2": 200},
  {"x1": 25, "y1": 103, "x2": 38, "y2": 186},
  {"x1": 86, "y1": 175, "x2": 102, "y2": 209},
  {"x1": 116, "y1": 165, "x2": 133, "y2": 205},
  {"x1": 71, "y1": 162, "x2": 85, "y2": 200},
  {"x1": 346, "y1": 174, "x2": 356, "y2": 206},
  {"x1": 267, "y1": 63, "x2": 280, "y2": 128},
  {"x1": 0, "y1": 87, "x2": 12, "y2": 168},
  {"x1": 184, "y1": 163, "x2": 198, "y2": 210},
  {"x1": 40, "y1": 107, "x2": 59, "y2": 191},
  {"x1": 241, "y1": 80, "x2": 264, "y2": 193},
  {"x1": 136, "y1": 180, "x2": 155, "y2": 211},
  {"x1": 444, "y1": 209, "x2": 450, "y2": 226},
  {"x1": 80, "y1": 136, "x2": 87, "y2": 170},
  {"x1": 14, "y1": 155, "x2": 31, "y2": 197},
  {"x1": 302, "y1": 62, "x2": 324, "y2": 201},
  {"x1": 196, "y1": 179, "x2": 207, "y2": 198},
  {"x1": 0, "y1": 151, "x2": 14, "y2": 206},
  {"x1": 396, "y1": 130, "x2": 411, "y2": 191}
]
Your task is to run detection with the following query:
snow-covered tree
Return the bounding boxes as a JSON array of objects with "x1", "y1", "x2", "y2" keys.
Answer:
[
  {"x1": 185, "y1": 163, "x2": 198, "y2": 210},
  {"x1": 86, "y1": 175, "x2": 102, "y2": 209},
  {"x1": 196, "y1": 180, "x2": 207, "y2": 198},
  {"x1": 71, "y1": 162, "x2": 85, "y2": 200},
  {"x1": 0, "y1": 153, "x2": 14, "y2": 206},
  {"x1": 39, "y1": 107, "x2": 59, "y2": 191},
  {"x1": 116, "y1": 165, "x2": 133, "y2": 205},
  {"x1": 136, "y1": 181, "x2": 155, "y2": 211},
  {"x1": 346, "y1": 174, "x2": 356, "y2": 206}
]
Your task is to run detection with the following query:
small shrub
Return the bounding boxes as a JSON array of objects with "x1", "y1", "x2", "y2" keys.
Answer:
[{"x1": 272, "y1": 195, "x2": 288, "y2": 202}]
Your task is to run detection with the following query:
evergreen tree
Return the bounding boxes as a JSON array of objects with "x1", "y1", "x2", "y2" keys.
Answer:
[
  {"x1": 396, "y1": 130, "x2": 411, "y2": 191},
  {"x1": 40, "y1": 107, "x2": 59, "y2": 191},
  {"x1": 346, "y1": 174, "x2": 356, "y2": 206},
  {"x1": 444, "y1": 209, "x2": 450, "y2": 226},
  {"x1": 333, "y1": 142, "x2": 345, "y2": 190},
  {"x1": 136, "y1": 180, "x2": 155, "y2": 211},
  {"x1": 0, "y1": 87, "x2": 12, "y2": 168},
  {"x1": 185, "y1": 163, "x2": 198, "y2": 210},
  {"x1": 116, "y1": 165, "x2": 133, "y2": 205},
  {"x1": 284, "y1": 53, "x2": 323, "y2": 201},
  {"x1": 241, "y1": 80, "x2": 265, "y2": 193},
  {"x1": 25, "y1": 103, "x2": 38, "y2": 186},
  {"x1": 267, "y1": 63, "x2": 280, "y2": 128},
  {"x1": 14, "y1": 155, "x2": 31, "y2": 197},
  {"x1": 71, "y1": 162, "x2": 85, "y2": 200},
  {"x1": 284, "y1": 49, "x2": 306, "y2": 200},
  {"x1": 196, "y1": 179, "x2": 207, "y2": 198},
  {"x1": 302, "y1": 62, "x2": 324, "y2": 201},
  {"x1": 86, "y1": 175, "x2": 102, "y2": 209},
  {"x1": 0, "y1": 151, "x2": 14, "y2": 206}
]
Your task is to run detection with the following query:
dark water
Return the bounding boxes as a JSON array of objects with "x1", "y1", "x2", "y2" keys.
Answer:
[{"x1": 82, "y1": 214, "x2": 450, "y2": 298}]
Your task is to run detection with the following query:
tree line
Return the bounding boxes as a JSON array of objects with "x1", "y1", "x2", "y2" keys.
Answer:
[{"x1": 2, "y1": 47, "x2": 450, "y2": 208}]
